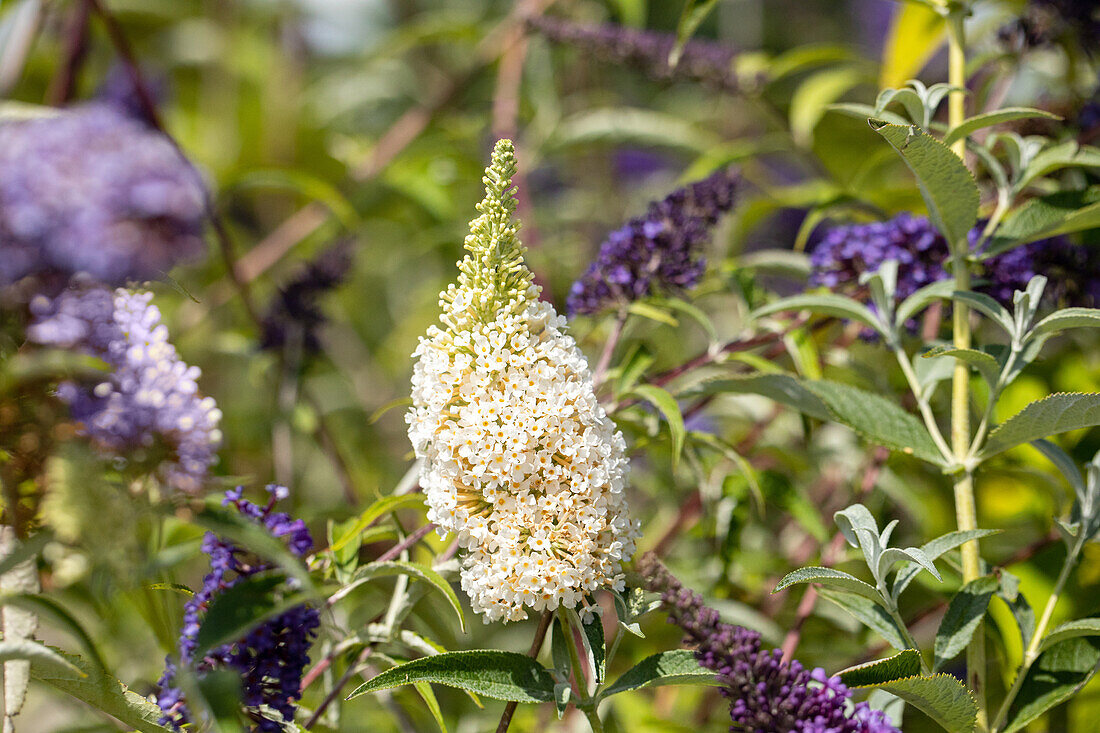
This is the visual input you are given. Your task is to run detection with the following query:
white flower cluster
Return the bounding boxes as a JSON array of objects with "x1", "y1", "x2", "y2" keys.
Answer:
[{"x1": 407, "y1": 140, "x2": 639, "y2": 623}]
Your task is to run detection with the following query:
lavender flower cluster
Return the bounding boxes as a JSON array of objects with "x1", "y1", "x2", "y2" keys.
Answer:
[
  {"x1": 260, "y1": 240, "x2": 353, "y2": 356},
  {"x1": 0, "y1": 104, "x2": 206, "y2": 288},
  {"x1": 809, "y1": 212, "x2": 1100, "y2": 309},
  {"x1": 527, "y1": 17, "x2": 754, "y2": 93},
  {"x1": 157, "y1": 486, "x2": 319, "y2": 732},
  {"x1": 567, "y1": 169, "x2": 740, "y2": 316},
  {"x1": 639, "y1": 554, "x2": 898, "y2": 733},
  {"x1": 27, "y1": 287, "x2": 221, "y2": 492}
]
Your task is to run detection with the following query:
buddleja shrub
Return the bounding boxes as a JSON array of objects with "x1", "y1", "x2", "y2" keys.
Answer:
[{"x1": 1, "y1": 0, "x2": 1100, "y2": 732}]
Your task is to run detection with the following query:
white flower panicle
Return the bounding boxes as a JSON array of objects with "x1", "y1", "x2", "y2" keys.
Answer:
[{"x1": 407, "y1": 139, "x2": 639, "y2": 623}]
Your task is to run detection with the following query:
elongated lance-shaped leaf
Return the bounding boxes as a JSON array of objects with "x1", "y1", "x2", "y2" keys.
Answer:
[
  {"x1": 933, "y1": 576, "x2": 998, "y2": 671},
  {"x1": 895, "y1": 280, "x2": 955, "y2": 327},
  {"x1": 986, "y1": 187, "x2": 1100, "y2": 255},
  {"x1": 943, "y1": 108, "x2": 1061, "y2": 147},
  {"x1": 921, "y1": 346, "x2": 1001, "y2": 389},
  {"x1": 774, "y1": 567, "x2": 885, "y2": 606},
  {"x1": 1037, "y1": 618, "x2": 1100, "y2": 654},
  {"x1": 839, "y1": 649, "x2": 923, "y2": 687},
  {"x1": 979, "y1": 393, "x2": 1100, "y2": 459},
  {"x1": 681, "y1": 374, "x2": 830, "y2": 421},
  {"x1": 816, "y1": 588, "x2": 909, "y2": 651},
  {"x1": 751, "y1": 293, "x2": 883, "y2": 335},
  {"x1": 0, "y1": 527, "x2": 38, "y2": 733},
  {"x1": 30, "y1": 647, "x2": 174, "y2": 733},
  {"x1": 877, "y1": 674, "x2": 978, "y2": 733},
  {"x1": 598, "y1": 650, "x2": 721, "y2": 700},
  {"x1": 1003, "y1": 636, "x2": 1100, "y2": 733},
  {"x1": 1029, "y1": 307, "x2": 1100, "y2": 342},
  {"x1": 870, "y1": 122, "x2": 979, "y2": 248},
  {"x1": 329, "y1": 493, "x2": 426, "y2": 554},
  {"x1": 329, "y1": 561, "x2": 465, "y2": 633},
  {"x1": 346, "y1": 650, "x2": 556, "y2": 703},
  {"x1": 892, "y1": 529, "x2": 1001, "y2": 600},
  {"x1": 628, "y1": 384, "x2": 686, "y2": 470}
]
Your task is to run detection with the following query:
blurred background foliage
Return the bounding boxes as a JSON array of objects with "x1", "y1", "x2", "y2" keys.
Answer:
[{"x1": 1, "y1": 0, "x2": 1098, "y2": 730}]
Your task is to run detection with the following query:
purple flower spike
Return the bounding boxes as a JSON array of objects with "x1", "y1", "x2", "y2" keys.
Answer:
[
  {"x1": 27, "y1": 286, "x2": 221, "y2": 492},
  {"x1": 638, "y1": 554, "x2": 899, "y2": 733},
  {"x1": 0, "y1": 104, "x2": 207, "y2": 287},
  {"x1": 156, "y1": 487, "x2": 320, "y2": 732},
  {"x1": 568, "y1": 169, "x2": 740, "y2": 316},
  {"x1": 809, "y1": 213, "x2": 1099, "y2": 311}
]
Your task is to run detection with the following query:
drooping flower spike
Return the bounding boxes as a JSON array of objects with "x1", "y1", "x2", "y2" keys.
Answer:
[
  {"x1": 528, "y1": 16, "x2": 754, "y2": 94},
  {"x1": 407, "y1": 139, "x2": 639, "y2": 623},
  {"x1": 28, "y1": 287, "x2": 222, "y2": 492},
  {"x1": 639, "y1": 554, "x2": 899, "y2": 733},
  {"x1": 156, "y1": 486, "x2": 319, "y2": 733},
  {"x1": 809, "y1": 212, "x2": 1099, "y2": 310},
  {"x1": 567, "y1": 168, "x2": 740, "y2": 316}
]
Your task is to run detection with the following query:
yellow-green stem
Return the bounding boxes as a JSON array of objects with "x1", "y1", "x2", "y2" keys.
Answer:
[{"x1": 947, "y1": 8, "x2": 988, "y2": 731}]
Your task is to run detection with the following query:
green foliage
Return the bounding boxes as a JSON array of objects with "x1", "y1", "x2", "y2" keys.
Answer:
[
  {"x1": 979, "y1": 393, "x2": 1100, "y2": 459},
  {"x1": 933, "y1": 576, "x2": 998, "y2": 671},
  {"x1": 877, "y1": 674, "x2": 978, "y2": 733},
  {"x1": 598, "y1": 650, "x2": 720, "y2": 699},
  {"x1": 346, "y1": 650, "x2": 557, "y2": 703},
  {"x1": 1003, "y1": 637, "x2": 1100, "y2": 733},
  {"x1": 838, "y1": 649, "x2": 923, "y2": 687}
]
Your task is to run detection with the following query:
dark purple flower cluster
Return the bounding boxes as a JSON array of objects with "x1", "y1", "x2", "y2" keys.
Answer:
[
  {"x1": 260, "y1": 240, "x2": 353, "y2": 356},
  {"x1": 567, "y1": 169, "x2": 740, "y2": 316},
  {"x1": 808, "y1": 213, "x2": 1099, "y2": 309},
  {"x1": 639, "y1": 554, "x2": 898, "y2": 733},
  {"x1": 157, "y1": 486, "x2": 320, "y2": 732},
  {"x1": 27, "y1": 286, "x2": 221, "y2": 492},
  {"x1": 999, "y1": 0, "x2": 1100, "y2": 50},
  {"x1": 0, "y1": 104, "x2": 206, "y2": 288},
  {"x1": 527, "y1": 17, "x2": 757, "y2": 94}
]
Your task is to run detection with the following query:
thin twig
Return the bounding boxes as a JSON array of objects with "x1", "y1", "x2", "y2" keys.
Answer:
[
  {"x1": 46, "y1": 0, "x2": 92, "y2": 106},
  {"x1": 303, "y1": 646, "x2": 371, "y2": 729},
  {"x1": 496, "y1": 611, "x2": 553, "y2": 733},
  {"x1": 376, "y1": 523, "x2": 437, "y2": 563}
]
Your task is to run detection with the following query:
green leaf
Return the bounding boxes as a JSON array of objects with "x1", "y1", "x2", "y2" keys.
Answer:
[
  {"x1": 751, "y1": 293, "x2": 882, "y2": 335},
  {"x1": 329, "y1": 561, "x2": 465, "y2": 633},
  {"x1": 980, "y1": 393, "x2": 1100, "y2": 459},
  {"x1": 30, "y1": 648, "x2": 175, "y2": 733},
  {"x1": 0, "y1": 528, "x2": 38, "y2": 731},
  {"x1": 1003, "y1": 636, "x2": 1100, "y2": 733},
  {"x1": 943, "y1": 108, "x2": 1062, "y2": 147},
  {"x1": 346, "y1": 650, "x2": 556, "y2": 703},
  {"x1": 895, "y1": 280, "x2": 955, "y2": 327},
  {"x1": 933, "y1": 576, "x2": 999, "y2": 671},
  {"x1": 0, "y1": 593, "x2": 106, "y2": 673},
  {"x1": 774, "y1": 567, "x2": 884, "y2": 606},
  {"x1": 922, "y1": 346, "x2": 1001, "y2": 388},
  {"x1": 412, "y1": 681, "x2": 448, "y2": 733},
  {"x1": 681, "y1": 374, "x2": 830, "y2": 421},
  {"x1": 790, "y1": 66, "x2": 868, "y2": 147},
  {"x1": 995, "y1": 570, "x2": 1036, "y2": 651},
  {"x1": 628, "y1": 384, "x2": 686, "y2": 469},
  {"x1": 816, "y1": 587, "x2": 910, "y2": 651},
  {"x1": 801, "y1": 380, "x2": 945, "y2": 464},
  {"x1": 1038, "y1": 618, "x2": 1100, "y2": 654},
  {"x1": 1018, "y1": 141, "x2": 1100, "y2": 191},
  {"x1": 828, "y1": 102, "x2": 911, "y2": 127},
  {"x1": 580, "y1": 612, "x2": 606, "y2": 684},
  {"x1": 329, "y1": 493, "x2": 426, "y2": 553},
  {"x1": 880, "y1": 3, "x2": 946, "y2": 88},
  {"x1": 193, "y1": 573, "x2": 310, "y2": 660},
  {"x1": 870, "y1": 122, "x2": 980, "y2": 247},
  {"x1": 1029, "y1": 307, "x2": 1100, "y2": 342},
  {"x1": 892, "y1": 529, "x2": 1001, "y2": 599},
  {"x1": 627, "y1": 301, "x2": 679, "y2": 327},
  {"x1": 839, "y1": 650, "x2": 924, "y2": 687},
  {"x1": 951, "y1": 291, "x2": 1016, "y2": 336},
  {"x1": 670, "y1": 0, "x2": 720, "y2": 67},
  {"x1": 599, "y1": 650, "x2": 720, "y2": 699},
  {"x1": 877, "y1": 674, "x2": 978, "y2": 733},
  {"x1": 986, "y1": 188, "x2": 1100, "y2": 255},
  {"x1": 0, "y1": 641, "x2": 82, "y2": 679}
]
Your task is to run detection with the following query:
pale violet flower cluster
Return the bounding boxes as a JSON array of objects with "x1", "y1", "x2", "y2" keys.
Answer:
[
  {"x1": 406, "y1": 140, "x2": 639, "y2": 623},
  {"x1": 28, "y1": 287, "x2": 222, "y2": 492}
]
